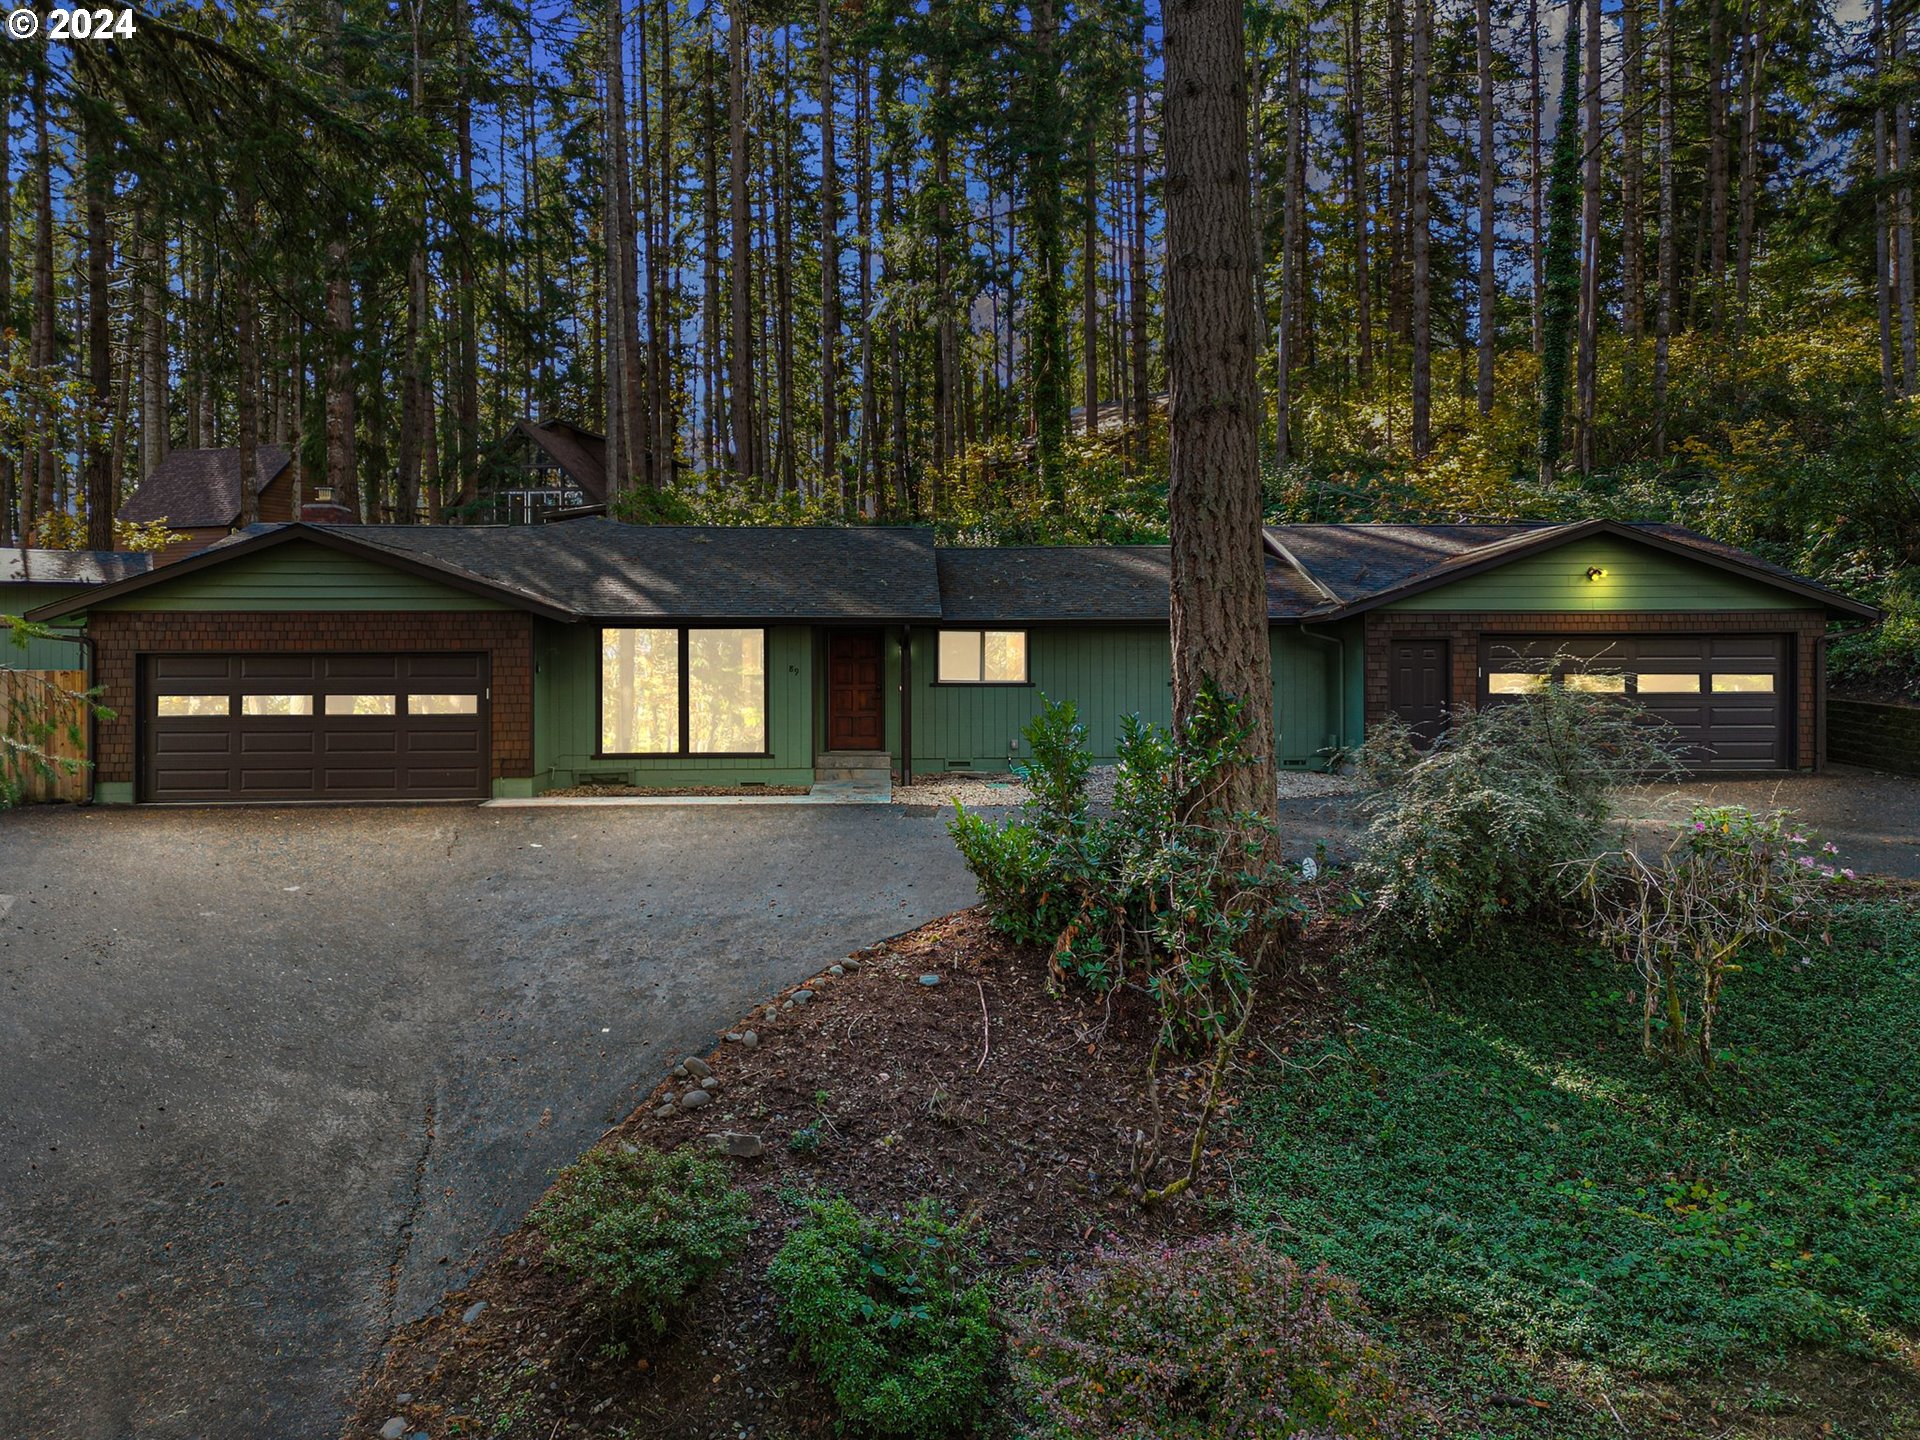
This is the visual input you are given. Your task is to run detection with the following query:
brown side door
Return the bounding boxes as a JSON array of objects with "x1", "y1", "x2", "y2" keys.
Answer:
[
  {"x1": 1388, "y1": 639, "x2": 1449, "y2": 746},
  {"x1": 141, "y1": 652, "x2": 490, "y2": 802},
  {"x1": 825, "y1": 629, "x2": 884, "y2": 752}
]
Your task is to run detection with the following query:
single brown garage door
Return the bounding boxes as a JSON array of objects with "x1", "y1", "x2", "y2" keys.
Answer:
[
  {"x1": 141, "y1": 653, "x2": 490, "y2": 802},
  {"x1": 1480, "y1": 633, "x2": 1788, "y2": 770}
]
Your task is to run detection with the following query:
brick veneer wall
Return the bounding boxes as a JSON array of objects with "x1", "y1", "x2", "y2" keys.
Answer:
[
  {"x1": 1828, "y1": 697, "x2": 1920, "y2": 776},
  {"x1": 87, "y1": 610, "x2": 536, "y2": 787},
  {"x1": 1361, "y1": 610, "x2": 1829, "y2": 770}
]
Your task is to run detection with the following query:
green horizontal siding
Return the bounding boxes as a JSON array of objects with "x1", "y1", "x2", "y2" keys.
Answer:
[
  {"x1": 2, "y1": 584, "x2": 90, "y2": 668},
  {"x1": 534, "y1": 620, "x2": 815, "y2": 789},
  {"x1": 101, "y1": 541, "x2": 509, "y2": 612},
  {"x1": 1387, "y1": 536, "x2": 1802, "y2": 612},
  {"x1": 908, "y1": 624, "x2": 1346, "y2": 774}
]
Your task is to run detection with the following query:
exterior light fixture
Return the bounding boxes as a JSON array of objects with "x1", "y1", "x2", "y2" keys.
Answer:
[{"x1": 1585, "y1": 566, "x2": 1606, "y2": 581}]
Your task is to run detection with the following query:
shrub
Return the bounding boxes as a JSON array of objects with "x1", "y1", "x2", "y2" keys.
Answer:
[
  {"x1": 1009, "y1": 1231, "x2": 1417, "y2": 1439},
  {"x1": 767, "y1": 1197, "x2": 996, "y2": 1438},
  {"x1": 529, "y1": 1145, "x2": 751, "y2": 1337},
  {"x1": 1353, "y1": 674, "x2": 1680, "y2": 944},
  {"x1": 950, "y1": 692, "x2": 1298, "y2": 1054},
  {"x1": 1574, "y1": 804, "x2": 1854, "y2": 1068}
]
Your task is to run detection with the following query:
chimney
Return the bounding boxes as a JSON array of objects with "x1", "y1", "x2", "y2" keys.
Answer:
[{"x1": 301, "y1": 484, "x2": 356, "y2": 525}]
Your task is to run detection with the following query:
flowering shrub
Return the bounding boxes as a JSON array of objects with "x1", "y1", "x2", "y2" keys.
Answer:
[
  {"x1": 529, "y1": 1145, "x2": 751, "y2": 1338},
  {"x1": 767, "y1": 1197, "x2": 995, "y2": 1439},
  {"x1": 1573, "y1": 805, "x2": 1853, "y2": 1069},
  {"x1": 1009, "y1": 1232, "x2": 1417, "y2": 1439},
  {"x1": 1354, "y1": 677, "x2": 1681, "y2": 944}
]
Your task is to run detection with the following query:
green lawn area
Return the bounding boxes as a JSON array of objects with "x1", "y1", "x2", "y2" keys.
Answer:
[{"x1": 1237, "y1": 900, "x2": 1920, "y2": 1432}]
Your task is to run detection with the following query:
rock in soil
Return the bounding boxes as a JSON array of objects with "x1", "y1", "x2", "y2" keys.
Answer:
[
  {"x1": 741, "y1": 1030, "x2": 759, "y2": 1049},
  {"x1": 792, "y1": 989, "x2": 814, "y2": 1005},
  {"x1": 380, "y1": 1419, "x2": 406, "y2": 1440},
  {"x1": 461, "y1": 1300, "x2": 487, "y2": 1325},
  {"x1": 709, "y1": 1132, "x2": 765, "y2": 1158},
  {"x1": 679, "y1": 1089, "x2": 712, "y2": 1110},
  {"x1": 918, "y1": 973, "x2": 943, "y2": 987},
  {"x1": 655, "y1": 1103, "x2": 676, "y2": 1120},
  {"x1": 685, "y1": 1056, "x2": 713, "y2": 1080}
]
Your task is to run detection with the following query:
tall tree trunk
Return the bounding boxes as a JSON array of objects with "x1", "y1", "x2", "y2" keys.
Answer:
[
  {"x1": 1162, "y1": 0, "x2": 1278, "y2": 829},
  {"x1": 1028, "y1": 0, "x2": 1068, "y2": 504},
  {"x1": 84, "y1": 124, "x2": 114, "y2": 551},
  {"x1": 0, "y1": 68, "x2": 11, "y2": 544},
  {"x1": 727, "y1": 0, "x2": 756, "y2": 481},
  {"x1": 325, "y1": 250, "x2": 357, "y2": 515},
  {"x1": 1529, "y1": 0, "x2": 1545, "y2": 352},
  {"x1": 1899, "y1": 18, "x2": 1917, "y2": 393},
  {"x1": 1276, "y1": 26, "x2": 1305, "y2": 464},
  {"x1": 1707, "y1": 0, "x2": 1730, "y2": 332},
  {"x1": 234, "y1": 194, "x2": 261, "y2": 530},
  {"x1": 1656, "y1": 0, "x2": 1676, "y2": 446},
  {"x1": 1349, "y1": 2, "x2": 1374, "y2": 390},
  {"x1": 1621, "y1": 0, "x2": 1645, "y2": 341},
  {"x1": 455, "y1": 0, "x2": 481, "y2": 495},
  {"x1": 1084, "y1": 128, "x2": 1100, "y2": 438},
  {"x1": 30, "y1": 56, "x2": 57, "y2": 529},
  {"x1": 818, "y1": 0, "x2": 840, "y2": 498},
  {"x1": 1576, "y1": 0, "x2": 1602, "y2": 474},
  {"x1": 140, "y1": 214, "x2": 169, "y2": 481},
  {"x1": 1538, "y1": 0, "x2": 1583, "y2": 481},
  {"x1": 1876, "y1": 0, "x2": 1897, "y2": 399},
  {"x1": 1130, "y1": 79, "x2": 1151, "y2": 463},
  {"x1": 702, "y1": 33, "x2": 721, "y2": 469},
  {"x1": 1475, "y1": 0, "x2": 1497, "y2": 415},
  {"x1": 1409, "y1": 0, "x2": 1433, "y2": 458},
  {"x1": 1733, "y1": 0, "x2": 1763, "y2": 322},
  {"x1": 1387, "y1": 0, "x2": 1408, "y2": 339}
]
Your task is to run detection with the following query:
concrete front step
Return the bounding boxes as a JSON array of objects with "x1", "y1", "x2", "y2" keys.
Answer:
[{"x1": 813, "y1": 751, "x2": 892, "y2": 784}]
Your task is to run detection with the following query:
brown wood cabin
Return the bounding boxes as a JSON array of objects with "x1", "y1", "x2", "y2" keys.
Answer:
[
  {"x1": 117, "y1": 446, "x2": 296, "y2": 563},
  {"x1": 453, "y1": 419, "x2": 610, "y2": 525}
]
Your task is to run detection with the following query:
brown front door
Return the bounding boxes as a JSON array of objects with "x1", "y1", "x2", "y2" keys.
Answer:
[
  {"x1": 1388, "y1": 639, "x2": 1449, "y2": 746},
  {"x1": 826, "y1": 630, "x2": 884, "y2": 751}
]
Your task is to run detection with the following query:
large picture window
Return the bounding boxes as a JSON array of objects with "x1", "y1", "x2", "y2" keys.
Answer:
[
  {"x1": 601, "y1": 627, "x2": 766, "y2": 755},
  {"x1": 936, "y1": 629, "x2": 1029, "y2": 684}
]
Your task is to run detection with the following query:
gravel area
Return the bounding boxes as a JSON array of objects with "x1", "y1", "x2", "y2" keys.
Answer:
[{"x1": 897, "y1": 765, "x2": 1358, "y2": 809}]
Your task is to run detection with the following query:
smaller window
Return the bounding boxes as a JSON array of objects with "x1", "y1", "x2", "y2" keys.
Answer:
[
  {"x1": 241, "y1": 694, "x2": 313, "y2": 717},
  {"x1": 937, "y1": 629, "x2": 1029, "y2": 684},
  {"x1": 1636, "y1": 673, "x2": 1700, "y2": 694},
  {"x1": 325, "y1": 694, "x2": 397, "y2": 716},
  {"x1": 1565, "y1": 672, "x2": 1627, "y2": 694},
  {"x1": 156, "y1": 694, "x2": 229, "y2": 717},
  {"x1": 409, "y1": 694, "x2": 479, "y2": 715},
  {"x1": 1711, "y1": 672, "x2": 1775, "y2": 693},
  {"x1": 1487, "y1": 672, "x2": 1549, "y2": 694}
]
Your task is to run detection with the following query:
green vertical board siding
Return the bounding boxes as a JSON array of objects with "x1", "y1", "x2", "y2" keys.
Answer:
[
  {"x1": 2, "y1": 585, "x2": 89, "y2": 668},
  {"x1": 907, "y1": 625, "x2": 1342, "y2": 773},
  {"x1": 101, "y1": 541, "x2": 510, "y2": 611},
  {"x1": 1386, "y1": 535, "x2": 1803, "y2": 612},
  {"x1": 534, "y1": 620, "x2": 816, "y2": 788}
]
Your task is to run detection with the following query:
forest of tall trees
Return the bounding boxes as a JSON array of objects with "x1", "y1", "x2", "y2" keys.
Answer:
[{"x1": 2, "y1": 0, "x2": 1918, "y2": 683}]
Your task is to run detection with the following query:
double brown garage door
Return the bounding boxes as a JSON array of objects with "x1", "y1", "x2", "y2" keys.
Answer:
[
  {"x1": 141, "y1": 653, "x2": 490, "y2": 802},
  {"x1": 1480, "y1": 633, "x2": 1789, "y2": 769}
]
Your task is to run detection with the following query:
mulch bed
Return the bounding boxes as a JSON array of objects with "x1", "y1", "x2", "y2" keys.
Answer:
[{"x1": 345, "y1": 908, "x2": 1348, "y2": 1440}]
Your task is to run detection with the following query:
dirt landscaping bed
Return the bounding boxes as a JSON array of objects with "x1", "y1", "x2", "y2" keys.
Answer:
[
  {"x1": 541, "y1": 783, "x2": 812, "y2": 798},
  {"x1": 345, "y1": 909, "x2": 1343, "y2": 1440}
]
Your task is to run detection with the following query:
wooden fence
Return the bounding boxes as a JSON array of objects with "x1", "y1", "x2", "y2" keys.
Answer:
[{"x1": 1, "y1": 668, "x2": 90, "y2": 804}]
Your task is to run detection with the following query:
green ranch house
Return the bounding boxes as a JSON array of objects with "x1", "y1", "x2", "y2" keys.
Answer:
[{"x1": 17, "y1": 516, "x2": 1878, "y2": 805}]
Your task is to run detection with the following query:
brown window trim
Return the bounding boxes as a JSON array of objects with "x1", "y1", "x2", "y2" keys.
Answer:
[
  {"x1": 934, "y1": 628, "x2": 1031, "y2": 685},
  {"x1": 594, "y1": 625, "x2": 773, "y2": 760}
]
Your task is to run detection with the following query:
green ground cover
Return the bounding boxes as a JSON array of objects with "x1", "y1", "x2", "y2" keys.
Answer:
[{"x1": 1238, "y1": 903, "x2": 1920, "y2": 1389}]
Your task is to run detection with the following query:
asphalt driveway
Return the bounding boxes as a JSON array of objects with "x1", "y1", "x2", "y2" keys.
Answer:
[{"x1": 0, "y1": 804, "x2": 981, "y2": 1440}]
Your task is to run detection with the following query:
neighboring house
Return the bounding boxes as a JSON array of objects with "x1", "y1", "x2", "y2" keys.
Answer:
[
  {"x1": 456, "y1": 419, "x2": 610, "y2": 525},
  {"x1": 117, "y1": 445, "x2": 296, "y2": 562},
  {"x1": 2, "y1": 547, "x2": 153, "y2": 670},
  {"x1": 28, "y1": 517, "x2": 1878, "y2": 805}
]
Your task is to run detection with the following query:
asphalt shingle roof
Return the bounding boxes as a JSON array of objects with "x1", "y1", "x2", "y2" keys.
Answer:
[
  {"x1": 1263, "y1": 523, "x2": 1553, "y2": 605},
  {"x1": 117, "y1": 446, "x2": 293, "y2": 529},
  {"x1": 332, "y1": 520, "x2": 945, "y2": 620},
  {"x1": 1, "y1": 547, "x2": 154, "y2": 587},
  {"x1": 935, "y1": 545, "x2": 1324, "y2": 622}
]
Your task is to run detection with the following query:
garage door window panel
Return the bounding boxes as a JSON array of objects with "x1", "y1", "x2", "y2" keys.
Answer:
[
  {"x1": 410, "y1": 694, "x2": 479, "y2": 715},
  {"x1": 156, "y1": 694, "x2": 229, "y2": 717},
  {"x1": 242, "y1": 694, "x2": 314, "y2": 716},
  {"x1": 325, "y1": 694, "x2": 397, "y2": 716},
  {"x1": 1711, "y1": 673, "x2": 1774, "y2": 692}
]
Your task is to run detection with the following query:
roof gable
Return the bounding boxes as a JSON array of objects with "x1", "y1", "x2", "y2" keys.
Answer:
[{"x1": 117, "y1": 446, "x2": 293, "y2": 530}]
